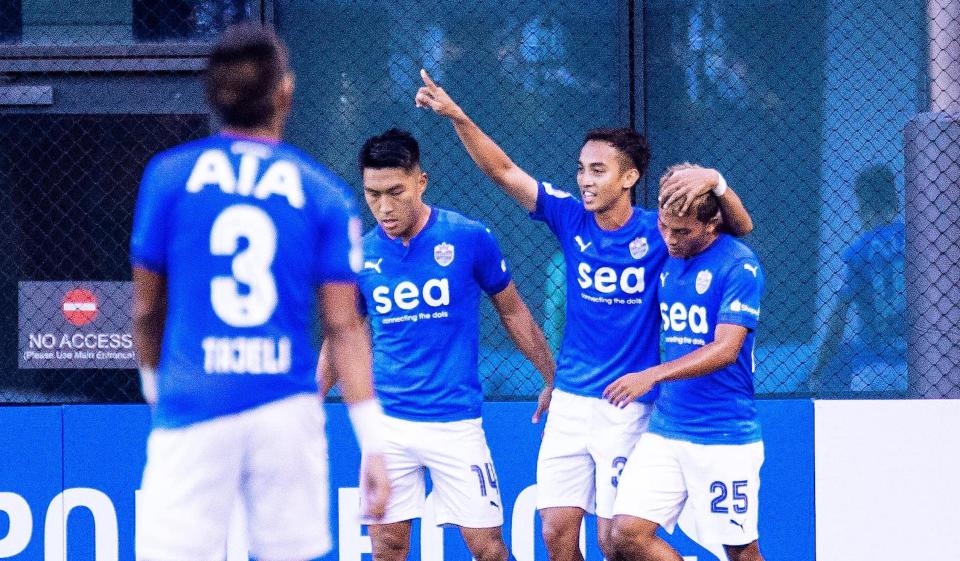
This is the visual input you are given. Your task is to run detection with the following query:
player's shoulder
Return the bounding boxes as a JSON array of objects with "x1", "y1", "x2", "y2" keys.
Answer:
[
  {"x1": 433, "y1": 207, "x2": 492, "y2": 236},
  {"x1": 278, "y1": 143, "x2": 351, "y2": 197},
  {"x1": 147, "y1": 135, "x2": 220, "y2": 173},
  {"x1": 715, "y1": 235, "x2": 763, "y2": 278}
]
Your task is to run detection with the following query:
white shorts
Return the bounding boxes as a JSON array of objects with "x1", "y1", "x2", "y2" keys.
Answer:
[
  {"x1": 613, "y1": 432, "x2": 764, "y2": 546},
  {"x1": 361, "y1": 415, "x2": 504, "y2": 528},
  {"x1": 136, "y1": 394, "x2": 330, "y2": 561},
  {"x1": 536, "y1": 389, "x2": 651, "y2": 519}
]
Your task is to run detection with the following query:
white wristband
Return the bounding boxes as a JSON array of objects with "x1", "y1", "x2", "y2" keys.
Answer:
[
  {"x1": 712, "y1": 173, "x2": 728, "y2": 197},
  {"x1": 348, "y1": 399, "x2": 387, "y2": 454},
  {"x1": 139, "y1": 367, "x2": 158, "y2": 404}
]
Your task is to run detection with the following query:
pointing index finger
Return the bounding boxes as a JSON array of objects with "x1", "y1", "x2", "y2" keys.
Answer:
[{"x1": 420, "y1": 68, "x2": 438, "y2": 89}]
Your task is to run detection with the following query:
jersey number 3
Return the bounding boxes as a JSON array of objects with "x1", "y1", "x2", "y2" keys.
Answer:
[{"x1": 210, "y1": 204, "x2": 278, "y2": 327}]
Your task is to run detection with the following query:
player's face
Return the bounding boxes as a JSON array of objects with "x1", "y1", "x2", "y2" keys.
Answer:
[
  {"x1": 658, "y1": 209, "x2": 718, "y2": 258},
  {"x1": 363, "y1": 166, "x2": 428, "y2": 239},
  {"x1": 577, "y1": 141, "x2": 637, "y2": 213}
]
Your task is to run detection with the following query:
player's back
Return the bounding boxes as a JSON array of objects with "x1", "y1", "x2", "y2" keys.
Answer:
[{"x1": 131, "y1": 133, "x2": 359, "y2": 428}]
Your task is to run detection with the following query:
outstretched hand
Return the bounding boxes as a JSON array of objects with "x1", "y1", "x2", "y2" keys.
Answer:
[
  {"x1": 415, "y1": 68, "x2": 465, "y2": 120},
  {"x1": 659, "y1": 166, "x2": 721, "y2": 216}
]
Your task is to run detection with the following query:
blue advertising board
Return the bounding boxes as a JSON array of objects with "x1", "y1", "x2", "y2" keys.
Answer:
[{"x1": 0, "y1": 400, "x2": 812, "y2": 560}]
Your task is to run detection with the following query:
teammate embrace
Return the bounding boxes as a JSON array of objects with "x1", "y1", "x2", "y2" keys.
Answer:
[{"x1": 418, "y1": 70, "x2": 767, "y2": 561}]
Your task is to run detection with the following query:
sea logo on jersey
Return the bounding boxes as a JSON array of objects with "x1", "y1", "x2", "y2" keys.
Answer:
[
  {"x1": 372, "y1": 279, "x2": 450, "y2": 314},
  {"x1": 629, "y1": 236, "x2": 648, "y2": 259},
  {"x1": 434, "y1": 242, "x2": 455, "y2": 267},
  {"x1": 661, "y1": 302, "x2": 709, "y2": 335},
  {"x1": 695, "y1": 270, "x2": 713, "y2": 294},
  {"x1": 364, "y1": 258, "x2": 383, "y2": 273},
  {"x1": 574, "y1": 235, "x2": 592, "y2": 252}
]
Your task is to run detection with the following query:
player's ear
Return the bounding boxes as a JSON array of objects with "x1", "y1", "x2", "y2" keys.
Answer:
[
  {"x1": 418, "y1": 170, "x2": 428, "y2": 194},
  {"x1": 622, "y1": 167, "x2": 640, "y2": 192},
  {"x1": 276, "y1": 72, "x2": 295, "y2": 114}
]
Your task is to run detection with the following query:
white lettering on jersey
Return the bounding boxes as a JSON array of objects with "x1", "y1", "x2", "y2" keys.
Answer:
[
  {"x1": 201, "y1": 336, "x2": 291, "y2": 374},
  {"x1": 660, "y1": 272, "x2": 669, "y2": 287},
  {"x1": 660, "y1": 302, "x2": 709, "y2": 334},
  {"x1": 372, "y1": 278, "x2": 450, "y2": 314},
  {"x1": 186, "y1": 147, "x2": 305, "y2": 208},
  {"x1": 577, "y1": 263, "x2": 645, "y2": 295}
]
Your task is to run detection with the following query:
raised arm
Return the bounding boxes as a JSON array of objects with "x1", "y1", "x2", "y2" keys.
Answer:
[
  {"x1": 603, "y1": 324, "x2": 749, "y2": 407},
  {"x1": 490, "y1": 282, "x2": 556, "y2": 423},
  {"x1": 415, "y1": 69, "x2": 539, "y2": 212},
  {"x1": 660, "y1": 167, "x2": 754, "y2": 236},
  {"x1": 132, "y1": 266, "x2": 167, "y2": 404}
]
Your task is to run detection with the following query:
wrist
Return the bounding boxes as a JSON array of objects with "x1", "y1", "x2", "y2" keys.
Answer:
[
  {"x1": 347, "y1": 399, "x2": 387, "y2": 454},
  {"x1": 712, "y1": 172, "x2": 728, "y2": 197},
  {"x1": 139, "y1": 366, "x2": 158, "y2": 404}
]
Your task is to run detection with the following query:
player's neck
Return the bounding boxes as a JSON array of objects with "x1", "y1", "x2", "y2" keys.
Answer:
[
  {"x1": 399, "y1": 203, "x2": 433, "y2": 246},
  {"x1": 220, "y1": 122, "x2": 284, "y2": 142},
  {"x1": 685, "y1": 233, "x2": 721, "y2": 259},
  {"x1": 593, "y1": 199, "x2": 633, "y2": 231}
]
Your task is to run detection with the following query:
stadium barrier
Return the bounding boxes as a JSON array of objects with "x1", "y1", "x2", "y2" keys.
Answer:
[{"x1": 1, "y1": 401, "x2": 812, "y2": 561}]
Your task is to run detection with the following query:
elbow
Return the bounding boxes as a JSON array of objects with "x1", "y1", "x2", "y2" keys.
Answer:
[
  {"x1": 736, "y1": 218, "x2": 754, "y2": 236},
  {"x1": 714, "y1": 344, "x2": 741, "y2": 368}
]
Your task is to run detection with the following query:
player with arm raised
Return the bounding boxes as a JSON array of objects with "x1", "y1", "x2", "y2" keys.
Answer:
[
  {"x1": 416, "y1": 70, "x2": 753, "y2": 561},
  {"x1": 604, "y1": 164, "x2": 766, "y2": 561},
  {"x1": 131, "y1": 23, "x2": 388, "y2": 561},
  {"x1": 320, "y1": 128, "x2": 555, "y2": 561}
]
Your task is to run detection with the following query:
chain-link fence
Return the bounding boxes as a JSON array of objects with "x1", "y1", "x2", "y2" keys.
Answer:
[{"x1": 1, "y1": 0, "x2": 957, "y2": 403}]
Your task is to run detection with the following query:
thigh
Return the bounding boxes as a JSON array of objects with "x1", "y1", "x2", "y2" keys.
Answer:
[
  {"x1": 611, "y1": 433, "x2": 687, "y2": 533},
  {"x1": 244, "y1": 395, "x2": 332, "y2": 561},
  {"x1": 364, "y1": 415, "x2": 427, "y2": 525},
  {"x1": 136, "y1": 417, "x2": 244, "y2": 561},
  {"x1": 421, "y1": 418, "x2": 504, "y2": 528},
  {"x1": 681, "y1": 440, "x2": 765, "y2": 547},
  {"x1": 590, "y1": 400, "x2": 651, "y2": 519},
  {"x1": 536, "y1": 391, "x2": 596, "y2": 513}
]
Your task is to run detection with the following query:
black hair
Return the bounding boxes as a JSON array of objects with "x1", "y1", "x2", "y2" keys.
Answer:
[
  {"x1": 359, "y1": 128, "x2": 421, "y2": 172},
  {"x1": 583, "y1": 127, "x2": 652, "y2": 182},
  {"x1": 659, "y1": 163, "x2": 720, "y2": 223},
  {"x1": 206, "y1": 22, "x2": 289, "y2": 128},
  {"x1": 854, "y1": 164, "x2": 898, "y2": 216}
]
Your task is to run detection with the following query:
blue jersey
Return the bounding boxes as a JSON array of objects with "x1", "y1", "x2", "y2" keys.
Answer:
[
  {"x1": 358, "y1": 208, "x2": 511, "y2": 422},
  {"x1": 840, "y1": 221, "x2": 905, "y2": 357},
  {"x1": 531, "y1": 181, "x2": 666, "y2": 400},
  {"x1": 649, "y1": 234, "x2": 764, "y2": 445},
  {"x1": 130, "y1": 133, "x2": 360, "y2": 428}
]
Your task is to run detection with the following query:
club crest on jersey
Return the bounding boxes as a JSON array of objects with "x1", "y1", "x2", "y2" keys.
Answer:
[
  {"x1": 695, "y1": 270, "x2": 713, "y2": 294},
  {"x1": 434, "y1": 242, "x2": 455, "y2": 267},
  {"x1": 629, "y1": 237, "x2": 649, "y2": 259}
]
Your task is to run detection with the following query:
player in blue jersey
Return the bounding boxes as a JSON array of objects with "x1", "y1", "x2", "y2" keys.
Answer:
[
  {"x1": 416, "y1": 72, "x2": 753, "y2": 561},
  {"x1": 320, "y1": 128, "x2": 555, "y2": 561},
  {"x1": 130, "y1": 24, "x2": 389, "y2": 561},
  {"x1": 603, "y1": 163, "x2": 766, "y2": 561}
]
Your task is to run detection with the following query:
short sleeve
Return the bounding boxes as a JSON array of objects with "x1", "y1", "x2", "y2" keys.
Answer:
[
  {"x1": 313, "y1": 182, "x2": 362, "y2": 284},
  {"x1": 716, "y1": 259, "x2": 765, "y2": 330},
  {"x1": 130, "y1": 157, "x2": 173, "y2": 274},
  {"x1": 529, "y1": 181, "x2": 582, "y2": 236},
  {"x1": 473, "y1": 225, "x2": 512, "y2": 295}
]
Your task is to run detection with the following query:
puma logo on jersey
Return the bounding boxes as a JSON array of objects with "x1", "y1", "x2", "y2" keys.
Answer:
[
  {"x1": 574, "y1": 235, "x2": 592, "y2": 252},
  {"x1": 730, "y1": 519, "x2": 746, "y2": 532},
  {"x1": 743, "y1": 263, "x2": 759, "y2": 277},
  {"x1": 364, "y1": 258, "x2": 383, "y2": 273}
]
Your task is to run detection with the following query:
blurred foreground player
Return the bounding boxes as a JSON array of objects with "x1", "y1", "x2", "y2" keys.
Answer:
[
  {"x1": 131, "y1": 23, "x2": 389, "y2": 561},
  {"x1": 321, "y1": 128, "x2": 555, "y2": 561},
  {"x1": 417, "y1": 70, "x2": 753, "y2": 561},
  {"x1": 604, "y1": 164, "x2": 766, "y2": 561}
]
